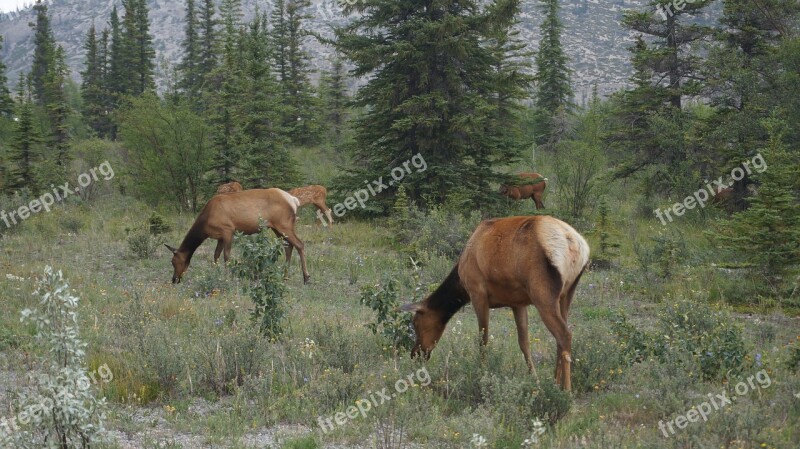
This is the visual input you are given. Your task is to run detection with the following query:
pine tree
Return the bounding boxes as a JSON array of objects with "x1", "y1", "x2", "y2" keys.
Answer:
[
  {"x1": 711, "y1": 115, "x2": 800, "y2": 293},
  {"x1": 319, "y1": 56, "x2": 350, "y2": 142},
  {"x1": 206, "y1": 0, "x2": 247, "y2": 185},
  {"x1": 198, "y1": 0, "x2": 218, "y2": 81},
  {"x1": 179, "y1": 0, "x2": 202, "y2": 103},
  {"x1": 81, "y1": 24, "x2": 106, "y2": 136},
  {"x1": 131, "y1": 0, "x2": 156, "y2": 95},
  {"x1": 0, "y1": 35, "x2": 12, "y2": 117},
  {"x1": 622, "y1": 0, "x2": 713, "y2": 109},
  {"x1": 44, "y1": 46, "x2": 71, "y2": 168},
  {"x1": 534, "y1": 0, "x2": 573, "y2": 147},
  {"x1": 271, "y1": 0, "x2": 322, "y2": 144},
  {"x1": 334, "y1": 0, "x2": 527, "y2": 210},
  {"x1": 701, "y1": 0, "x2": 800, "y2": 209},
  {"x1": 8, "y1": 76, "x2": 40, "y2": 191},
  {"x1": 108, "y1": 5, "x2": 126, "y2": 97},
  {"x1": 29, "y1": 0, "x2": 55, "y2": 107},
  {"x1": 238, "y1": 11, "x2": 300, "y2": 188}
]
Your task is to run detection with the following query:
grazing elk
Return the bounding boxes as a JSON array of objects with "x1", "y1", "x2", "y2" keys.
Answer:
[
  {"x1": 401, "y1": 216, "x2": 590, "y2": 391},
  {"x1": 216, "y1": 181, "x2": 244, "y2": 194},
  {"x1": 499, "y1": 173, "x2": 548, "y2": 210},
  {"x1": 165, "y1": 188, "x2": 310, "y2": 284},
  {"x1": 289, "y1": 185, "x2": 334, "y2": 227}
]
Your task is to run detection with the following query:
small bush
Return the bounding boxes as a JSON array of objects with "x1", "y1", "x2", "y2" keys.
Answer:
[
  {"x1": 360, "y1": 275, "x2": 415, "y2": 351},
  {"x1": 231, "y1": 226, "x2": 287, "y2": 340},
  {"x1": 2, "y1": 266, "x2": 108, "y2": 448},
  {"x1": 148, "y1": 212, "x2": 172, "y2": 235},
  {"x1": 126, "y1": 221, "x2": 165, "y2": 259},
  {"x1": 480, "y1": 372, "x2": 572, "y2": 427}
]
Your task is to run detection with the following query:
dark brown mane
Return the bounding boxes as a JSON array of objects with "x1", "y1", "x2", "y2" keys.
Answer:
[{"x1": 424, "y1": 263, "x2": 470, "y2": 325}]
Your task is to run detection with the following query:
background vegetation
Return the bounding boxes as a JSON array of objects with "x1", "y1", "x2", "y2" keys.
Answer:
[{"x1": 0, "y1": 0, "x2": 798, "y2": 447}]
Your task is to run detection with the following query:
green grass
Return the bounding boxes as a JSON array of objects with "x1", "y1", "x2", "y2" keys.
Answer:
[{"x1": 0, "y1": 192, "x2": 797, "y2": 448}]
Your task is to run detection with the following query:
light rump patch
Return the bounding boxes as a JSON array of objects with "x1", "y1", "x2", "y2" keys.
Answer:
[{"x1": 538, "y1": 219, "x2": 590, "y2": 287}]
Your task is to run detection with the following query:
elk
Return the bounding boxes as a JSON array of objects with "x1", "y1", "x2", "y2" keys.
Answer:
[
  {"x1": 288, "y1": 185, "x2": 334, "y2": 227},
  {"x1": 216, "y1": 181, "x2": 244, "y2": 194},
  {"x1": 401, "y1": 216, "x2": 590, "y2": 391},
  {"x1": 499, "y1": 173, "x2": 548, "y2": 210},
  {"x1": 165, "y1": 188, "x2": 310, "y2": 284}
]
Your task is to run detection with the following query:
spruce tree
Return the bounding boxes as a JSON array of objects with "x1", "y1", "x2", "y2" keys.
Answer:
[
  {"x1": 534, "y1": 0, "x2": 573, "y2": 148},
  {"x1": 198, "y1": 0, "x2": 218, "y2": 81},
  {"x1": 271, "y1": 0, "x2": 322, "y2": 144},
  {"x1": 179, "y1": 0, "x2": 202, "y2": 103},
  {"x1": 239, "y1": 12, "x2": 300, "y2": 188},
  {"x1": 30, "y1": 0, "x2": 55, "y2": 107},
  {"x1": 319, "y1": 56, "x2": 350, "y2": 142},
  {"x1": 711, "y1": 116, "x2": 800, "y2": 293},
  {"x1": 44, "y1": 46, "x2": 71, "y2": 168},
  {"x1": 131, "y1": 0, "x2": 156, "y2": 95},
  {"x1": 206, "y1": 0, "x2": 247, "y2": 185},
  {"x1": 0, "y1": 35, "x2": 12, "y2": 117},
  {"x1": 81, "y1": 24, "x2": 106, "y2": 136},
  {"x1": 334, "y1": 0, "x2": 527, "y2": 210},
  {"x1": 8, "y1": 76, "x2": 40, "y2": 191}
]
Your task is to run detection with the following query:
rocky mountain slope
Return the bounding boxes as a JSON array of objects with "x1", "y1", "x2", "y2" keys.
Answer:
[{"x1": 0, "y1": 0, "x2": 716, "y2": 99}]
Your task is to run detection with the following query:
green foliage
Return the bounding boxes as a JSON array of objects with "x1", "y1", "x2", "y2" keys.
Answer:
[
  {"x1": 0, "y1": 35, "x2": 12, "y2": 117},
  {"x1": 334, "y1": 0, "x2": 529, "y2": 211},
  {"x1": 147, "y1": 212, "x2": 171, "y2": 235},
  {"x1": 2, "y1": 266, "x2": 108, "y2": 448},
  {"x1": 119, "y1": 94, "x2": 212, "y2": 211},
  {"x1": 391, "y1": 191, "x2": 482, "y2": 263},
  {"x1": 710, "y1": 116, "x2": 800, "y2": 295},
  {"x1": 231, "y1": 226, "x2": 287, "y2": 340},
  {"x1": 591, "y1": 196, "x2": 620, "y2": 268},
  {"x1": 612, "y1": 301, "x2": 748, "y2": 382},
  {"x1": 126, "y1": 226, "x2": 164, "y2": 259},
  {"x1": 533, "y1": 0, "x2": 573, "y2": 147},
  {"x1": 632, "y1": 227, "x2": 687, "y2": 279},
  {"x1": 359, "y1": 275, "x2": 415, "y2": 351},
  {"x1": 480, "y1": 373, "x2": 572, "y2": 427}
]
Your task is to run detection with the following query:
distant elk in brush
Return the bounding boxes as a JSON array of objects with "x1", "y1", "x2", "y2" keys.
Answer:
[
  {"x1": 288, "y1": 185, "x2": 334, "y2": 227},
  {"x1": 401, "y1": 216, "x2": 590, "y2": 391},
  {"x1": 216, "y1": 181, "x2": 244, "y2": 194},
  {"x1": 499, "y1": 173, "x2": 548, "y2": 209},
  {"x1": 165, "y1": 188, "x2": 310, "y2": 284}
]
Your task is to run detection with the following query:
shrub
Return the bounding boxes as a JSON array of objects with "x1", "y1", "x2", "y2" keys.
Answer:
[
  {"x1": 1, "y1": 266, "x2": 108, "y2": 448},
  {"x1": 360, "y1": 275, "x2": 415, "y2": 351},
  {"x1": 480, "y1": 372, "x2": 572, "y2": 428},
  {"x1": 611, "y1": 301, "x2": 748, "y2": 382},
  {"x1": 231, "y1": 226, "x2": 287, "y2": 340}
]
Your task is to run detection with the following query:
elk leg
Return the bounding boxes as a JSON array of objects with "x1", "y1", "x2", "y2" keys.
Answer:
[
  {"x1": 214, "y1": 240, "x2": 223, "y2": 263},
  {"x1": 325, "y1": 208, "x2": 334, "y2": 227},
  {"x1": 512, "y1": 306, "x2": 536, "y2": 375},
  {"x1": 535, "y1": 303, "x2": 573, "y2": 391},
  {"x1": 270, "y1": 229, "x2": 292, "y2": 280},
  {"x1": 533, "y1": 192, "x2": 545, "y2": 210},
  {"x1": 222, "y1": 235, "x2": 233, "y2": 263},
  {"x1": 277, "y1": 228, "x2": 310, "y2": 284}
]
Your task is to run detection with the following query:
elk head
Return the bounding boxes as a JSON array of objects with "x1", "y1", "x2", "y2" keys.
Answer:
[
  {"x1": 165, "y1": 244, "x2": 188, "y2": 284},
  {"x1": 400, "y1": 302, "x2": 445, "y2": 360}
]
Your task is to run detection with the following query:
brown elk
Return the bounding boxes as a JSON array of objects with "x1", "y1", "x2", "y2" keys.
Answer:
[
  {"x1": 165, "y1": 188, "x2": 310, "y2": 284},
  {"x1": 499, "y1": 173, "x2": 548, "y2": 209},
  {"x1": 401, "y1": 216, "x2": 590, "y2": 391},
  {"x1": 216, "y1": 181, "x2": 244, "y2": 194},
  {"x1": 288, "y1": 185, "x2": 334, "y2": 227}
]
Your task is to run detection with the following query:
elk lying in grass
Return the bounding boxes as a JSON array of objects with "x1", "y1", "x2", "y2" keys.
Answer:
[
  {"x1": 165, "y1": 188, "x2": 310, "y2": 284},
  {"x1": 499, "y1": 173, "x2": 548, "y2": 209},
  {"x1": 289, "y1": 185, "x2": 334, "y2": 227},
  {"x1": 216, "y1": 181, "x2": 244, "y2": 194},
  {"x1": 401, "y1": 216, "x2": 590, "y2": 391}
]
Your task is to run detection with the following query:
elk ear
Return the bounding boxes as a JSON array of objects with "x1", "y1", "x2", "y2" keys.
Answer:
[
  {"x1": 400, "y1": 302, "x2": 423, "y2": 313},
  {"x1": 164, "y1": 244, "x2": 178, "y2": 255}
]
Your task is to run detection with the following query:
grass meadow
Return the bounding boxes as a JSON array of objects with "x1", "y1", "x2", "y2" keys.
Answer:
[{"x1": 0, "y1": 149, "x2": 798, "y2": 448}]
